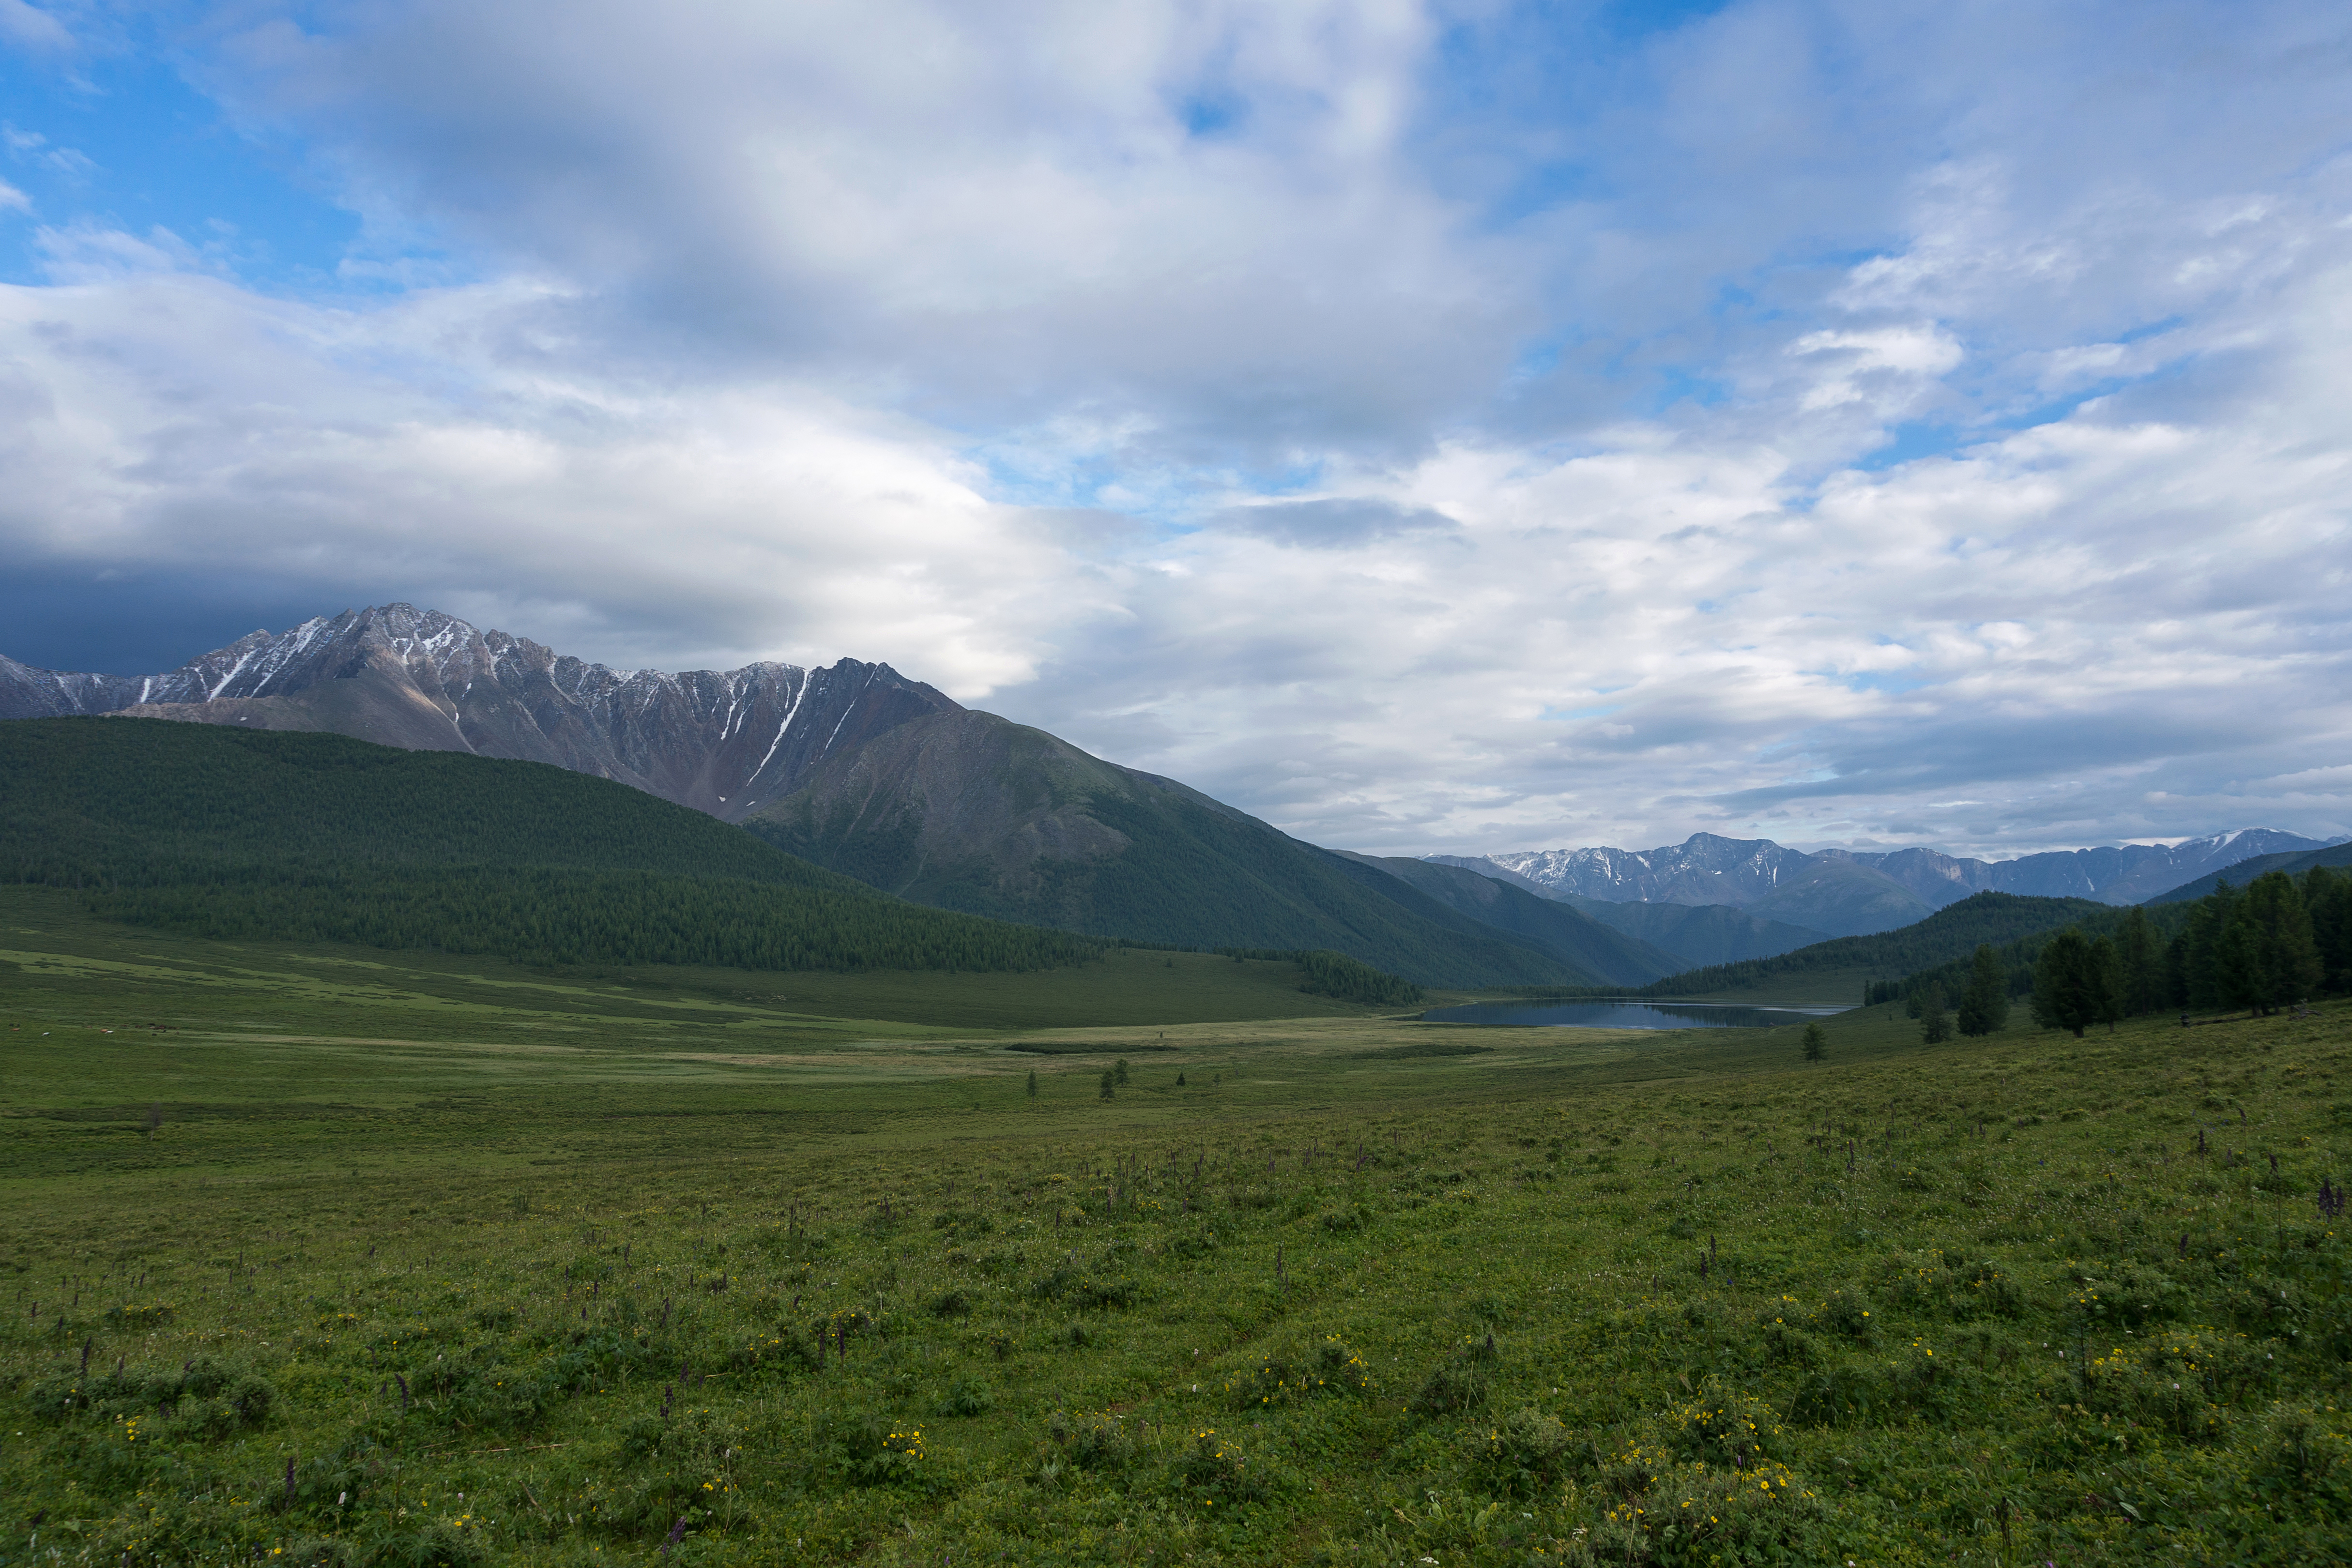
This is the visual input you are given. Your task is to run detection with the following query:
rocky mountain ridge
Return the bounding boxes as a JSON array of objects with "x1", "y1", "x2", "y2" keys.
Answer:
[
  {"x1": 0, "y1": 609, "x2": 1654, "y2": 986},
  {"x1": 0, "y1": 605, "x2": 957, "y2": 822}
]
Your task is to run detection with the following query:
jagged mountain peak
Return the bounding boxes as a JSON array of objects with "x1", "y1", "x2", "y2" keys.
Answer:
[{"x1": 0, "y1": 606, "x2": 959, "y2": 822}]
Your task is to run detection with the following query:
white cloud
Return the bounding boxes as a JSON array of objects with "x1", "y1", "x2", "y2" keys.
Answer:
[
  {"x1": 0, "y1": 272, "x2": 1112, "y2": 694},
  {"x1": 0, "y1": 1, "x2": 71, "y2": 52},
  {"x1": 1, "y1": 0, "x2": 2348, "y2": 861}
]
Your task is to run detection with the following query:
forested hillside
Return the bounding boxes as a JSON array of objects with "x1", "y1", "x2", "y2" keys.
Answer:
[
  {"x1": 3, "y1": 717, "x2": 811, "y2": 882},
  {"x1": 0, "y1": 718, "x2": 1103, "y2": 973},
  {"x1": 1893, "y1": 866, "x2": 2352, "y2": 1027},
  {"x1": 748, "y1": 709, "x2": 1596, "y2": 989},
  {"x1": 1334, "y1": 852, "x2": 1682, "y2": 985},
  {"x1": 1633, "y1": 890, "x2": 2109, "y2": 998}
]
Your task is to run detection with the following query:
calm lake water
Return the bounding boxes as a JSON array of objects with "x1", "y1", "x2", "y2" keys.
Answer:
[{"x1": 1420, "y1": 1000, "x2": 1849, "y2": 1030}]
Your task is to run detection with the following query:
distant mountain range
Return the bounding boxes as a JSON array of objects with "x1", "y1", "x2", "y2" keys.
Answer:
[
  {"x1": 2147, "y1": 839, "x2": 2352, "y2": 904},
  {"x1": 1424, "y1": 854, "x2": 1831, "y2": 963},
  {"x1": 1452, "y1": 826, "x2": 2343, "y2": 940},
  {"x1": 7, "y1": 607, "x2": 2336, "y2": 986}
]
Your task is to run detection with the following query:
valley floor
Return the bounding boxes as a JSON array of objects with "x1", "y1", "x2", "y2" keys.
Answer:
[{"x1": 4, "y1": 885, "x2": 2350, "y2": 1565}]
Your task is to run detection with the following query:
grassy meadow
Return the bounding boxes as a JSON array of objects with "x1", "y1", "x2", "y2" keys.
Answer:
[{"x1": 5, "y1": 883, "x2": 2352, "y2": 1565}]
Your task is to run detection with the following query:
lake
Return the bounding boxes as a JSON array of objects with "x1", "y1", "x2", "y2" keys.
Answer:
[{"x1": 1419, "y1": 999, "x2": 1849, "y2": 1030}]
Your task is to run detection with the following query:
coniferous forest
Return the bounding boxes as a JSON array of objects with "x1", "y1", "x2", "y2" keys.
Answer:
[
  {"x1": 0, "y1": 719, "x2": 1107, "y2": 974},
  {"x1": 1883, "y1": 869, "x2": 2351, "y2": 1035}
]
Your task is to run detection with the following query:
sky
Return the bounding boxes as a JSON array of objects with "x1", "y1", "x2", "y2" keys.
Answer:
[{"x1": 2, "y1": 0, "x2": 2349, "y2": 861}]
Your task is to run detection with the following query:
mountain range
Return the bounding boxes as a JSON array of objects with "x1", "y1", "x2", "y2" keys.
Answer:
[
  {"x1": 0, "y1": 604, "x2": 954, "y2": 822},
  {"x1": 0, "y1": 609, "x2": 1661, "y2": 989},
  {"x1": 1453, "y1": 825, "x2": 2341, "y2": 940},
  {"x1": 5, "y1": 605, "x2": 2335, "y2": 985}
]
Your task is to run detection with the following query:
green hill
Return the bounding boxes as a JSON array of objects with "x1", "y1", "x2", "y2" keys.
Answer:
[
  {"x1": 0, "y1": 717, "x2": 1101, "y2": 974},
  {"x1": 1629, "y1": 890, "x2": 2113, "y2": 999},
  {"x1": 745, "y1": 709, "x2": 1593, "y2": 989},
  {"x1": 1333, "y1": 852, "x2": 1683, "y2": 985}
]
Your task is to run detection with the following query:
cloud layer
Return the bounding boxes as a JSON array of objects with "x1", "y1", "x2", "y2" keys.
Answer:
[{"x1": 1, "y1": 0, "x2": 2347, "y2": 857}]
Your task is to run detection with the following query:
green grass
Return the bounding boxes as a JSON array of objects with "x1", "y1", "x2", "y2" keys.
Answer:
[{"x1": 7, "y1": 886, "x2": 2352, "y2": 1566}]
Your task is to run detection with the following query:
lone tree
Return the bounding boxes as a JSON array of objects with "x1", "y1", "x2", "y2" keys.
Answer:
[
  {"x1": 1113, "y1": 1058, "x2": 1131, "y2": 1086},
  {"x1": 1802, "y1": 1022, "x2": 1826, "y2": 1062},
  {"x1": 2030, "y1": 929, "x2": 2102, "y2": 1038},
  {"x1": 1955, "y1": 944, "x2": 2009, "y2": 1036},
  {"x1": 1098, "y1": 1069, "x2": 1115, "y2": 1101},
  {"x1": 1919, "y1": 983, "x2": 1951, "y2": 1044},
  {"x1": 1025, "y1": 1069, "x2": 1038, "y2": 1099}
]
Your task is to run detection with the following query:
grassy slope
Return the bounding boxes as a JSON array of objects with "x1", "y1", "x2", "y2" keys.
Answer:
[
  {"x1": 6, "y1": 886, "x2": 2352, "y2": 1564},
  {"x1": 0, "y1": 886, "x2": 1377, "y2": 1040}
]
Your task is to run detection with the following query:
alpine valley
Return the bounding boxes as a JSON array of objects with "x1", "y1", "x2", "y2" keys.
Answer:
[{"x1": 2, "y1": 605, "x2": 2337, "y2": 984}]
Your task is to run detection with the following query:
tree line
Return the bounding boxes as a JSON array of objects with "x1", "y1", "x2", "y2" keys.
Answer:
[
  {"x1": 1106, "y1": 940, "x2": 1423, "y2": 1006},
  {"x1": 1893, "y1": 868, "x2": 2349, "y2": 1041},
  {"x1": 90, "y1": 867, "x2": 1110, "y2": 975}
]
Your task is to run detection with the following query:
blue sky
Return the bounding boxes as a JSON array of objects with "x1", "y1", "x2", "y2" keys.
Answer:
[{"x1": 2, "y1": 0, "x2": 2348, "y2": 857}]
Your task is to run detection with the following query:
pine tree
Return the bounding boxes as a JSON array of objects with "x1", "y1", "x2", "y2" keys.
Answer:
[
  {"x1": 2183, "y1": 883, "x2": 2238, "y2": 1009},
  {"x1": 1025, "y1": 1069, "x2": 1038, "y2": 1099},
  {"x1": 1955, "y1": 944, "x2": 2008, "y2": 1036},
  {"x1": 2242, "y1": 870, "x2": 2322, "y2": 1011},
  {"x1": 2116, "y1": 906, "x2": 2163, "y2": 1016},
  {"x1": 2089, "y1": 934, "x2": 2124, "y2": 1032},
  {"x1": 2308, "y1": 866, "x2": 2352, "y2": 994},
  {"x1": 1113, "y1": 1058, "x2": 1130, "y2": 1086},
  {"x1": 1802, "y1": 1022, "x2": 1826, "y2": 1062},
  {"x1": 2213, "y1": 904, "x2": 2265, "y2": 1012},
  {"x1": 1919, "y1": 983, "x2": 1951, "y2": 1044},
  {"x1": 1098, "y1": 1070, "x2": 1115, "y2": 1101},
  {"x1": 2031, "y1": 929, "x2": 2101, "y2": 1038}
]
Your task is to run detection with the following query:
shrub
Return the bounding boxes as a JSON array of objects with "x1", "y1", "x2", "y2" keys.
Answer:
[
  {"x1": 1035, "y1": 1410, "x2": 1137, "y2": 1488},
  {"x1": 938, "y1": 1375, "x2": 995, "y2": 1417},
  {"x1": 1813, "y1": 1290, "x2": 1876, "y2": 1342},
  {"x1": 1476, "y1": 1406, "x2": 1578, "y2": 1497},
  {"x1": 1230, "y1": 1338, "x2": 1370, "y2": 1409},
  {"x1": 1163, "y1": 1426, "x2": 1274, "y2": 1507},
  {"x1": 1788, "y1": 1367, "x2": 1878, "y2": 1427},
  {"x1": 1412, "y1": 1359, "x2": 1490, "y2": 1417}
]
